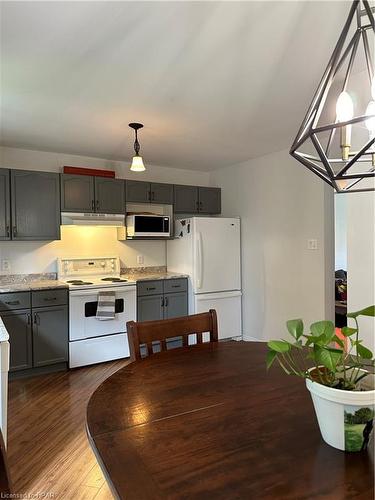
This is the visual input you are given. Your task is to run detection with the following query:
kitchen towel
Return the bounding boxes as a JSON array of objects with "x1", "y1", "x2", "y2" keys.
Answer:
[{"x1": 96, "y1": 291, "x2": 116, "y2": 320}]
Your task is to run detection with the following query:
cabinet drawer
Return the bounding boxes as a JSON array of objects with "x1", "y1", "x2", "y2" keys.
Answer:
[
  {"x1": 0, "y1": 292, "x2": 30, "y2": 312},
  {"x1": 137, "y1": 280, "x2": 163, "y2": 297},
  {"x1": 32, "y1": 289, "x2": 68, "y2": 308},
  {"x1": 163, "y1": 278, "x2": 188, "y2": 294}
]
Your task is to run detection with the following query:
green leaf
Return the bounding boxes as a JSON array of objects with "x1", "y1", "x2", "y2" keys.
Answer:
[
  {"x1": 311, "y1": 321, "x2": 335, "y2": 343},
  {"x1": 286, "y1": 319, "x2": 304, "y2": 340},
  {"x1": 266, "y1": 350, "x2": 278, "y2": 370},
  {"x1": 305, "y1": 334, "x2": 326, "y2": 346},
  {"x1": 333, "y1": 335, "x2": 345, "y2": 349},
  {"x1": 341, "y1": 327, "x2": 357, "y2": 337},
  {"x1": 314, "y1": 346, "x2": 342, "y2": 372},
  {"x1": 356, "y1": 344, "x2": 373, "y2": 359},
  {"x1": 267, "y1": 340, "x2": 291, "y2": 353},
  {"x1": 347, "y1": 305, "x2": 375, "y2": 318}
]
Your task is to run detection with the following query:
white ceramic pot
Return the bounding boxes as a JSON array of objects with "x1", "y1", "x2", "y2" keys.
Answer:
[{"x1": 306, "y1": 371, "x2": 375, "y2": 452}]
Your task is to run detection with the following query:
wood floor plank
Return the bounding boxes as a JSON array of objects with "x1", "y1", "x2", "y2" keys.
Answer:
[{"x1": 7, "y1": 359, "x2": 129, "y2": 498}]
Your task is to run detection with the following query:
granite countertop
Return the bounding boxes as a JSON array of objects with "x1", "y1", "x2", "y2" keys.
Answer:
[
  {"x1": 122, "y1": 272, "x2": 189, "y2": 283},
  {"x1": 0, "y1": 280, "x2": 68, "y2": 294}
]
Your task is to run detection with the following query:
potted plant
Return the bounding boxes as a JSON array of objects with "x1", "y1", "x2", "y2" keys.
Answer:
[{"x1": 267, "y1": 305, "x2": 375, "y2": 452}]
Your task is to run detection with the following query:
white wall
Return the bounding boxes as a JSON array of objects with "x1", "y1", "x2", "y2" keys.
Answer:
[
  {"x1": 347, "y1": 191, "x2": 375, "y2": 351},
  {"x1": 0, "y1": 146, "x2": 211, "y2": 274},
  {"x1": 210, "y1": 148, "x2": 334, "y2": 342},
  {"x1": 334, "y1": 195, "x2": 347, "y2": 271}
]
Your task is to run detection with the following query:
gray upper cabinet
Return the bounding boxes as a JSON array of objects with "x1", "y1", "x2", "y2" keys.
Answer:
[
  {"x1": 11, "y1": 170, "x2": 61, "y2": 240},
  {"x1": 95, "y1": 178, "x2": 125, "y2": 214},
  {"x1": 150, "y1": 183, "x2": 174, "y2": 204},
  {"x1": 0, "y1": 169, "x2": 10, "y2": 240},
  {"x1": 174, "y1": 185, "x2": 199, "y2": 213},
  {"x1": 2, "y1": 310, "x2": 33, "y2": 372},
  {"x1": 198, "y1": 187, "x2": 221, "y2": 214},
  {"x1": 32, "y1": 305, "x2": 69, "y2": 367},
  {"x1": 126, "y1": 180, "x2": 150, "y2": 203},
  {"x1": 61, "y1": 174, "x2": 95, "y2": 212}
]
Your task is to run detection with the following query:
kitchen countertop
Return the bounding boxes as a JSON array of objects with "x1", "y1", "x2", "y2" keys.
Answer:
[
  {"x1": 0, "y1": 280, "x2": 69, "y2": 294},
  {"x1": 121, "y1": 272, "x2": 189, "y2": 282}
]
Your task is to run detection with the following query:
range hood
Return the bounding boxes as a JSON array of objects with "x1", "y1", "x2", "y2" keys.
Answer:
[{"x1": 61, "y1": 212, "x2": 125, "y2": 227}]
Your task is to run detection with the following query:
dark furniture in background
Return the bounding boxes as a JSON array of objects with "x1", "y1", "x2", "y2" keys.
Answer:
[
  {"x1": 136, "y1": 278, "x2": 188, "y2": 322},
  {"x1": 0, "y1": 289, "x2": 69, "y2": 377},
  {"x1": 87, "y1": 341, "x2": 374, "y2": 500},
  {"x1": 335, "y1": 269, "x2": 347, "y2": 328},
  {"x1": 127, "y1": 309, "x2": 218, "y2": 360}
]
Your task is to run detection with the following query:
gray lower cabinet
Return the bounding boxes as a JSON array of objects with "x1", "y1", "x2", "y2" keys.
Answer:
[
  {"x1": 32, "y1": 305, "x2": 68, "y2": 367},
  {"x1": 61, "y1": 174, "x2": 95, "y2": 212},
  {"x1": 137, "y1": 279, "x2": 188, "y2": 321},
  {"x1": 11, "y1": 170, "x2": 61, "y2": 240},
  {"x1": 126, "y1": 180, "x2": 151, "y2": 203},
  {"x1": 164, "y1": 292, "x2": 188, "y2": 319},
  {"x1": 174, "y1": 185, "x2": 199, "y2": 213},
  {"x1": 137, "y1": 294, "x2": 164, "y2": 322},
  {"x1": 0, "y1": 289, "x2": 69, "y2": 374},
  {"x1": 0, "y1": 169, "x2": 10, "y2": 240},
  {"x1": 95, "y1": 177, "x2": 125, "y2": 214},
  {"x1": 1, "y1": 310, "x2": 32, "y2": 372},
  {"x1": 198, "y1": 187, "x2": 221, "y2": 214}
]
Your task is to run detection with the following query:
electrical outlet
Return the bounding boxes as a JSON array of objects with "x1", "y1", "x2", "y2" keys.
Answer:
[
  {"x1": 2, "y1": 260, "x2": 11, "y2": 272},
  {"x1": 307, "y1": 239, "x2": 318, "y2": 250},
  {"x1": 136, "y1": 255, "x2": 144, "y2": 265}
]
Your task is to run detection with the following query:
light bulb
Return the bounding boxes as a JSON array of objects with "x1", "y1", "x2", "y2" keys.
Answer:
[
  {"x1": 130, "y1": 155, "x2": 146, "y2": 172},
  {"x1": 336, "y1": 91, "x2": 354, "y2": 122},
  {"x1": 366, "y1": 101, "x2": 375, "y2": 136}
]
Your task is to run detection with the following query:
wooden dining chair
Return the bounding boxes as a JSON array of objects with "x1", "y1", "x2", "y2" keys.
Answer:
[
  {"x1": 127, "y1": 309, "x2": 218, "y2": 360},
  {"x1": 0, "y1": 430, "x2": 12, "y2": 495}
]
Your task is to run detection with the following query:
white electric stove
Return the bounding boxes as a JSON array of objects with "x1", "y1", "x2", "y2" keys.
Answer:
[{"x1": 57, "y1": 257, "x2": 136, "y2": 368}]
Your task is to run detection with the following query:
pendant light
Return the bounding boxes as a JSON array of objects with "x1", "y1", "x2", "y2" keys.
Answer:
[
  {"x1": 129, "y1": 123, "x2": 146, "y2": 172},
  {"x1": 290, "y1": 0, "x2": 375, "y2": 193}
]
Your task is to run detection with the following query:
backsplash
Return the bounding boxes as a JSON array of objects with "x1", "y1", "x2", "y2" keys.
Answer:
[{"x1": 0, "y1": 226, "x2": 166, "y2": 275}]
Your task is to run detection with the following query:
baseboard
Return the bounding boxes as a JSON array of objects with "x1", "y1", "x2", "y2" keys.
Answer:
[{"x1": 242, "y1": 335, "x2": 266, "y2": 342}]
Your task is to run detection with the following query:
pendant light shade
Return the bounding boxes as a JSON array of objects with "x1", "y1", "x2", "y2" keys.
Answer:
[
  {"x1": 290, "y1": 0, "x2": 375, "y2": 193},
  {"x1": 129, "y1": 123, "x2": 146, "y2": 172}
]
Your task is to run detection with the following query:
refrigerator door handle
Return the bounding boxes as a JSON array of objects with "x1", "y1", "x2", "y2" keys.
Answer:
[{"x1": 196, "y1": 232, "x2": 203, "y2": 289}]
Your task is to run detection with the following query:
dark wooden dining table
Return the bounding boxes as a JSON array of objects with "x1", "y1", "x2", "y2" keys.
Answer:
[{"x1": 86, "y1": 341, "x2": 374, "y2": 500}]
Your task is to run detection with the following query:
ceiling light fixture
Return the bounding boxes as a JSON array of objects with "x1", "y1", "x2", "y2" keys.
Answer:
[
  {"x1": 290, "y1": 0, "x2": 375, "y2": 193},
  {"x1": 129, "y1": 123, "x2": 146, "y2": 172}
]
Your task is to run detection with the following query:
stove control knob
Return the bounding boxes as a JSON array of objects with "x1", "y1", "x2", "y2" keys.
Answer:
[{"x1": 101, "y1": 261, "x2": 105, "y2": 267}]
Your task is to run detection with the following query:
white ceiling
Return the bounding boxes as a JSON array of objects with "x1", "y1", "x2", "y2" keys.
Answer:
[{"x1": 0, "y1": 1, "x2": 353, "y2": 171}]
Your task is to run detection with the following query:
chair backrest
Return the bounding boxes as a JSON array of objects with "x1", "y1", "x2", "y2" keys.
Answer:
[
  {"x1": 0, "y1": 430, "x2": 11, "y2": 495},
  {"x1": 127, "y1": 309, "x2": 218, "y2": 360}
]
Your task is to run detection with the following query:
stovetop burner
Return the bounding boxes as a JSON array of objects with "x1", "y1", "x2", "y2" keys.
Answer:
[
  {"x1": 101, "y1": 277, "x2": 127, "y2": 282},
  {"x1": 67, "y1": 280, "x2": 94, "y2": 285}
]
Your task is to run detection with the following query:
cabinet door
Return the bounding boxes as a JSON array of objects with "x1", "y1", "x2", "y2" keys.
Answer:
[
  {"x1": 126, "y1": 180, "x2": 150, "y2": 203},
  {"x1": 11, "y1": 170, "x2": 61, "y2": 240},
  {"x1": 1, "y1": 310, "x2": 32, "y2": 372},
  {"x1": 164, "y1": 292, "x2": 188, "y2": 320},
  {"x1": 0, "y1": 169, "x2": 10, "y2": 240},
  {"x1": 137, "y1": 295, "x2": 164, "y2": 322},
  {"x1": 174, "y1": 185, "x2": 199, "y2": 213},
  {"x1": 95, "y1": 178, "x2": 125, "y2": 214},
  {"x1": 150, "y1": 183, "x2": 173, "y2": 204},
  {"x1": 61, "y1": 174, "x2": 95, "y2": 212},
  {"x1": 32, "y1": 306, "x2": 68, "y2": 367},
  {"x1": 198, "y1": 187, "x2": 221, "y2": 214}
]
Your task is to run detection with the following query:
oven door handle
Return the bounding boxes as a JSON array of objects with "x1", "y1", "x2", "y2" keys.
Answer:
[{"x1": 69, "y1": 287, "x2": 136, "y2": 297}]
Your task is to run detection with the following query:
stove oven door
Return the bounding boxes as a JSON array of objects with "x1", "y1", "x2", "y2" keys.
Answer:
[{"x1": 69, "y1": 285, "x2": 136, "y2": 341}]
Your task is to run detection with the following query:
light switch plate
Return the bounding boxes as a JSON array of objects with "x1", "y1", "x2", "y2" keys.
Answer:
[
  {"x1": 1, "y1": 260, "x2": 10, "y2": 272},
  {"x1": 307, "y1": 239, "x2": 318, "y2": 250},
  {"x1": 136, "y1": 255, "x2": 144, "y2": 265}
]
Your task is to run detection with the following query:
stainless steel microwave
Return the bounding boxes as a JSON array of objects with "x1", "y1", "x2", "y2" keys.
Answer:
[{"x1": 126, "y1": 214, "x2": 170, "y2": 238}]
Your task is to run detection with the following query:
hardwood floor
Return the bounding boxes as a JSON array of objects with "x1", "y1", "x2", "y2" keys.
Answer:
[{"x1": 8, "y1": 359, "x2": 131, "y2": 499}]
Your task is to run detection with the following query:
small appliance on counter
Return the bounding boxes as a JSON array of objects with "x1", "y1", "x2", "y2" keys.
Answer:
[
  {"x1": 126, "y1": 213, "x2": 170, "y2": 238},
  {"x1": 57, "y1": 256, "x2": 136, "y2": 368}
]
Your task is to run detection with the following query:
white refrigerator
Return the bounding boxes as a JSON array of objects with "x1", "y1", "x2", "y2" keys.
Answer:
[{"x1": 167, "y1": 217, "x2": 242, "y2": 340}]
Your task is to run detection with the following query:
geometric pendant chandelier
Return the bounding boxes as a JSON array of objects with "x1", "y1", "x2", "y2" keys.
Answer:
[{"x1": 290, "y1": 0, "x2": 375, "y2": 193}]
